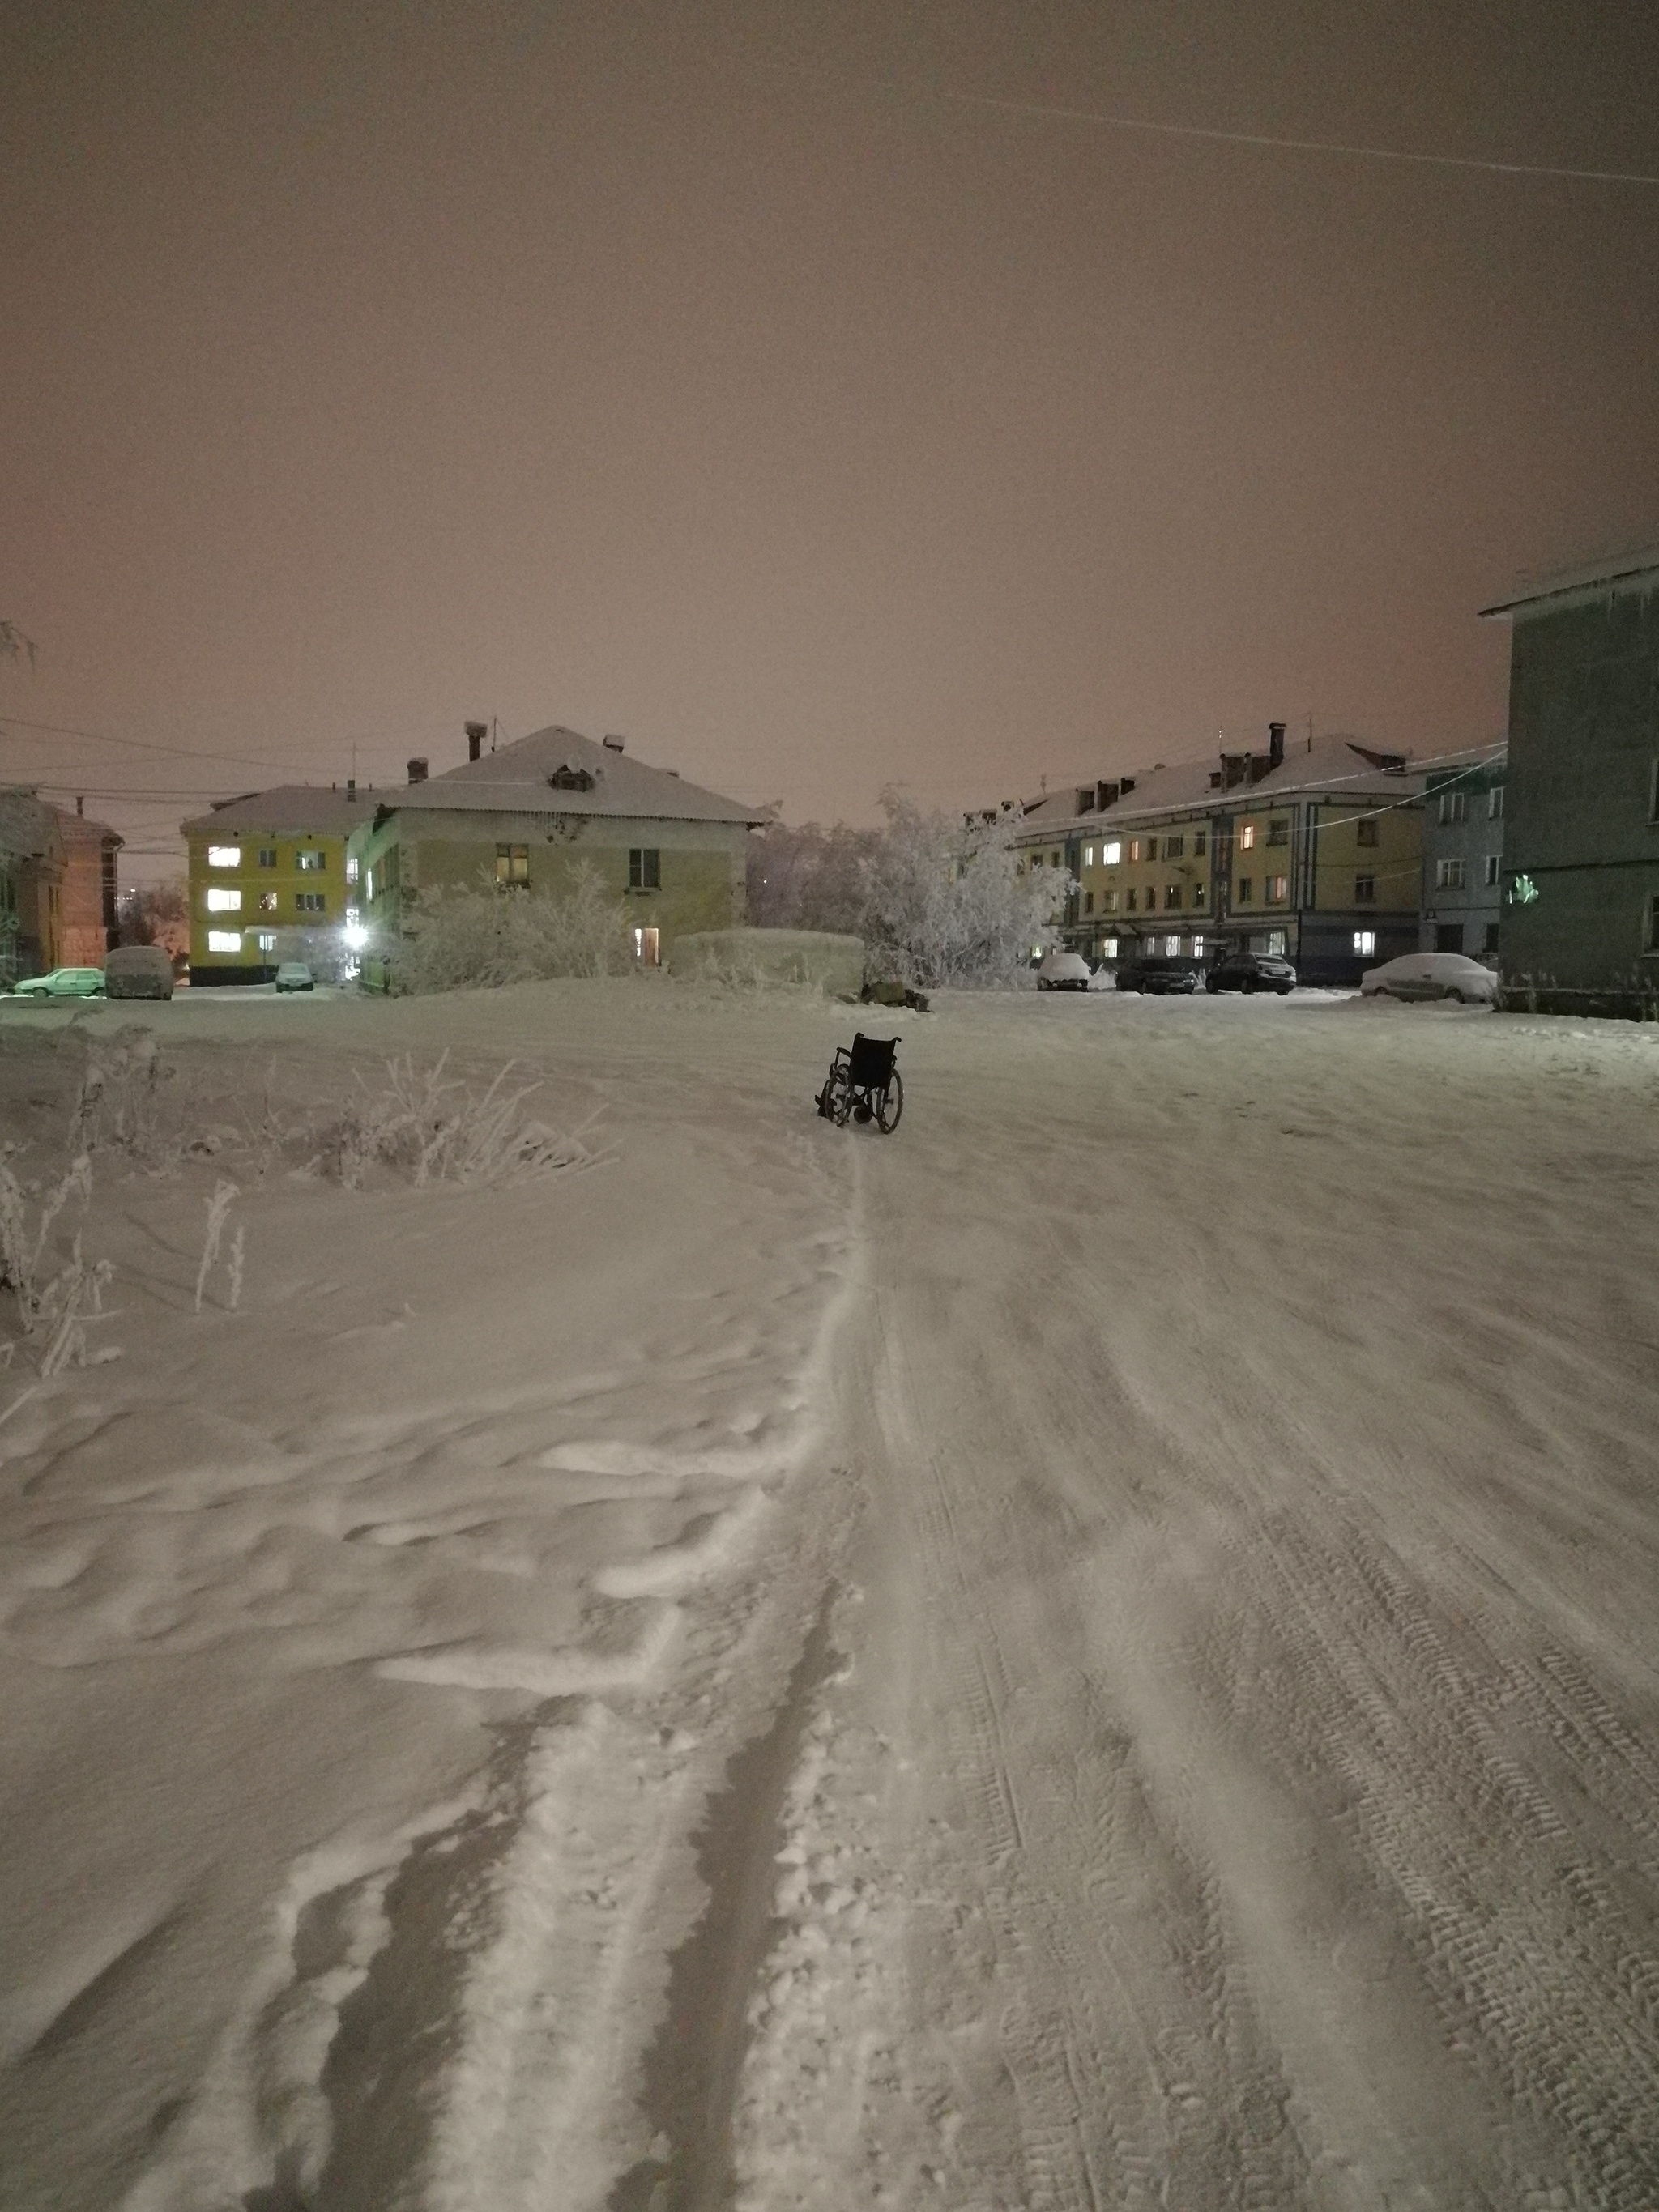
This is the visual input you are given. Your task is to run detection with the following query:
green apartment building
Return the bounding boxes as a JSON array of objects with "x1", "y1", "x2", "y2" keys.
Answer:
[
  {"x1": 1482, "y1": 547, "x2": 1659, "y2": 1016},
  {"x1": 353, "y1": 725, "x2": 765, "y2": 976},
  {"x1": 181, "y1": 786, "x2": 378, "y2": 982}
]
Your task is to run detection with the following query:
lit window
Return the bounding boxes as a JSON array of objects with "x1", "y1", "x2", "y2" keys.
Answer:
[
  {"x1": 207, "y1": 930, "x2": 241, "y2": 953},
  {"x1": 365, "y1": 869, "x2": 374, "y2": 901},
  {"x1": 629, "y1": 848, "x2": 661, "y2": 890},
  {"x1": 295, "y1": 892, "x2": 326, "y2": 913},
  {"x1": 633, "y1": 924, "x2": 661, "y2": 967},
  {"x1": 207, "y1": 845, "x2": 241, "y2": 868},
  {"x1": 1192, "y1": 883, "x2": 1205, "y2": 906},
  {"x1": 1267, "y1": 875, "x2": 1288, "y2": 903},
  {"x1": 1354, "y1": 930, "x2": 1375, "y2": 956},
  {"x1": 258, "y1": 892, "x2": 277, "y2": 912},
  {"x1": 1163, "y1": 934, "x2": 1181, "y2": 957},
  {"x1": 1239, "y1": 824, "x2": 1256, "y2": 850},
  {"x1": 345, "y1": 855, "x2": 360, "y2": 883},
  {"x1": 1192, "y1": 935, "x2": 1205, "y2": 957},
  {"x1": 255, "y1": 931, "x2": 276, "y2": 952},
  {"x1": 1102, "y1": 936, "x2": 1119, "y2": 958},
  {"x1": 1436, "y1": 859, "x2": 1467, "y2": 890},
  {"x1": 496, "y1": 844, "x2": 530, "y2": 886},
  {"x1": 1084, "y1": 846, "x2": 1094, "y2": 867},
  {"x1": 1103, "y1": 841, "x2": 1121, "y2": 865},
  {"x1": 205, "y1": 887, "x2": 241, "y2": 912},
  {"x1": 346, "y1": 903, "x2": 360, "y2": 927},
  {"x1": 296, "y1": 850, "x2": 325, "y2": 872},
  {"x1": 1354, "y1": 875, "x2": 1376, "y2": 902},
  {"x1": 1266, "y1": 931, "x2": 1287, "y2": 957}
]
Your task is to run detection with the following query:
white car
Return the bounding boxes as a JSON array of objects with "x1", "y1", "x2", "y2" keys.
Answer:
[
  {"x1": 1360, "y1": 952, "x2": 1498, "y2": 1004},
  {"x1": 1034, "y1": 950, "x2": 1094, "y2": 991}
]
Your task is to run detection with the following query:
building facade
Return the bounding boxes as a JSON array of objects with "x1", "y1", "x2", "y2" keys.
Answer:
[
  {"x1": 353, "y1": 726, "x2": 764, "y2": 977},
  {"x1": 55, "y1": 805, "x2": 123, "y2": 966},
  {"x1": 1419, "y1": 750, "x2": 1506, "y2": 959},
  {"x1": 180, "y1": 786, "x2": 378, "y2": 982},
  {"x1": 1482, "y1": 548, "x2": 1659, "y2": 1016},
  {"x1": 1015, "y1": 727, "x2": 1426, "y2": 984},
  {"x1": 0, "y1": 791, "x2": 66, "y2": 982}
]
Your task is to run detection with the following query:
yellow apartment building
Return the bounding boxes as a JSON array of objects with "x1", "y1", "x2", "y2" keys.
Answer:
[
  {"x1": 1014, "y1": 727, "x2": 1426, "y2": 982},
  {"x1": 181, "y1": 785, "x2": 378, "y2": 982}
]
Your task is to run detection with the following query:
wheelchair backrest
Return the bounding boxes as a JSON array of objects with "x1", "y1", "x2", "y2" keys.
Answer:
[{"x1": 847, "y1": 1032, "x2": 898, "y2": 1085}]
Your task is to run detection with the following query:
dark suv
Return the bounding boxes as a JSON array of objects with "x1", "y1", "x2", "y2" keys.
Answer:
[
  {"x1": 1205, "y1": 950, "x2": 1297, "y2": 996},
  {"x1": 1114, "y1": 955, "x2": 1201, "y2": 995}
]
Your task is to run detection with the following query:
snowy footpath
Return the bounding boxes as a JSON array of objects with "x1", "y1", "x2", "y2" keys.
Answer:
[{"x1": 2, "y1": 981, "x2": 1657, "y2": 2210}]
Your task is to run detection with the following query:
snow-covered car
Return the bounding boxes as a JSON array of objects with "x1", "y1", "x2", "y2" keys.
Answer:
[
  {"x1": 11, "y1": 965, "x2": 106, "y2": 999},
  {"x1": 1034, "y1": 950, "x2": 1093, "y2": 991},
  {"x1": 1115, "y1": 955, "x2": 1200, "y2": 995},
  {"x1": 274, "y1": 962, "x2": 315, "y2": 993},
  {"x1": 1360, "y1": 953, "x2": 1497, "y2": 1004},
  {"x1": 104, "y1": 944, "x2": 176, "y2": 1000}
]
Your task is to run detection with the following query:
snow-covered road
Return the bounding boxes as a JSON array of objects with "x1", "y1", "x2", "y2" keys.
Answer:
[{"x1": 2, "y1": 982, "x2": 1657, "y2": 2210}]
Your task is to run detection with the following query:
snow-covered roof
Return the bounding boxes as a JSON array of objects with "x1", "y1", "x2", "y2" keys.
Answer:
[
  {"x1": 1012, "y1": 735, "x2": 1427, "y2": 843},
  {"x1": 380, "y1": 727, "x2": 767, "y2": 827},
  {"x1": 0, "y1": 788, "x2": 62, "y2": 860},
  {"x1": 181, "y1": 786, "x2": 382, "y2": 837},
  {"x1": 53, "y1": 806, "x2": 122, "y2": 851},
  {"x1": 1482, "y1": 544, "x2": 1659, "y2": 620}
]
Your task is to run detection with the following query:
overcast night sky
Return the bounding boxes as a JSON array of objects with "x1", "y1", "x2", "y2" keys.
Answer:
[{"x1": 2, "y1": 1, "x2": 1657, "y2": 881}]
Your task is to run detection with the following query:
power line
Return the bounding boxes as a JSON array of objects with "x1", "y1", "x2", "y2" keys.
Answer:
[{"x1": 742, "y1": 49, "x2": 1659, "y2": 189}]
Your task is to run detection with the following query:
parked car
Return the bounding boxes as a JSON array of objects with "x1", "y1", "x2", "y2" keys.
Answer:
[
  {"x1": 1360, "y1": 952, "x2": 1498, "y2": 1004},
  {"x1": 1114, "y1": 955, "x2": 1201, "y2": 995},
  {"x1": 1205, "y1": 951, "x2": 1297, "y2": 996},
  {"x1": 104, "y1": 944, "x2": 176, "y2": 1000},
  {"x1": 274, "y1": 961, "x2": 315, "y2": 993},
  {"x1": 1035, "y1": 950, "x2": 1093, "y2": 991},
  {"x1": 10, "y1": 966, "x2": 106, "y2": 999}
]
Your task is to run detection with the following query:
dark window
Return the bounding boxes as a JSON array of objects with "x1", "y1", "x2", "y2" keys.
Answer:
[
  {"x1": 629, "y1": 847, "x2": 661, "y2": 890},
  {"x1": 1266, "y1": 819, "x2": 1287, "y2": 846},
  {"x1": 1439, "y1": 791, "x2": 1468, "y2": 826},
  {"x1": 1484, "y1": 921, "x2": 1501, "y2": 954},
  {"x1": 1102, "y1": 890, "x2": 1117, "y2": 912},
  {"x1": 1164, "y1": 884, "x2": 1181, "y2": 910},
  {"x1": 496, "y1": 844, "x2": 529, "y2": 886},
  {"x1": 1126, "y1": 888, "x2": 1138, "y2": 912},
  {"x1": 295, "y1": 891, "x2": 326, "y2": 914},
  {"x1": 1236, "y1": 876, "x2": 1253, "y2": 902},
  {"x1": 1193, "y1": 829, "x2": 1207, "y2": 858},
  {"x1": 1354, "y1": 875, "x2": 1375, "y2": 902},
  {"x1": 1191, "y1": 882, "x2": 1205, "y2": 906},
  {"x1": 1490, "y1": 784, "x2": 1506, "y2": 822},
  {"x1": 548, "y1": 764, "x2": 595, "y2": 791},
  {"x1": 1435, "y1": 923, "x2": 1465, "y2": 953},
  {"x1": 258, "y1": 847, "x2": 277, "y2": 868},
  {"x1": 1083, "y1": 890, "x2": 1094, "y2": 914},
  {"x1": 1356, "y1": 817, "x2": 1379, "y2": 847},
  {"x1": 1166, "y1": 835, "x2": 1184, "y2": 859},
  {"x1": 1484, "y1": 853, "x2": 1500, "y2": 887}
]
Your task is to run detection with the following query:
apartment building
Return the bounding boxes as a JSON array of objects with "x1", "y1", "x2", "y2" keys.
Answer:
[
  {"x1": 353, "y1": 724, "x2": 766, "y2": 975},
  {"x1": 181, "y1": 786, "x2": 378, "y2": 982},
  {"x1": 1420, "y1": 749, "x2": 1507, "y2": 959},
  {"x1": 1482, "y1": 547, "x2": 1659, "y2": 1016},
  {"x1": 1016, "y1": 726, "x2": 1426, "y2": 984}
]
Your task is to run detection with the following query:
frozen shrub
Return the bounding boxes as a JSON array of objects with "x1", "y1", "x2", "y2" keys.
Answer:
[
  {"x1": 318, "y1": 1055, "x2": 612, "y2": 1189},
  {"x1": 392, "y1": 865, "x2": 633, "y2": 993}
]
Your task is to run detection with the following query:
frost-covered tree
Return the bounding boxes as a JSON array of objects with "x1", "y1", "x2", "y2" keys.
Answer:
[
  {"x1": 860, "y1": 791, "x2": 1071, "y2": 988},
  {"x1": 746, "y1": 820, "x2": 881, "y2": 934}
]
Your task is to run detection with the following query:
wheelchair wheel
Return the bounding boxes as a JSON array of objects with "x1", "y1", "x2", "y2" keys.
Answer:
[{"x1": 875, "y1": 1070, "x2": 903, "y2": 1133}]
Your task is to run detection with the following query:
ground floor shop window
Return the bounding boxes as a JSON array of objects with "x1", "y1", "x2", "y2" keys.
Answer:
[
  {"x1": 633, "y1": 925, "x2": 660, "y2": 968},
  {"x1": 1354, "y1": 930, "x2": 1375, "y2": 957}
]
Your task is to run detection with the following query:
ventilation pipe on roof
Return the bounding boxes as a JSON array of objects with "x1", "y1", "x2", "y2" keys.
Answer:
[
  {"x1": 346, "y1": 777, "x2": 356, "y2": 800},
  {"x1": 464, "y1": 720, "x2": 487, "y2": 763},
  {"x1": 603, "y1": 734, "x2": 625, "y2": 753},
  {"x1": 76, "y1": 795, "x2": 84, "y2": 817},
  {"x1": 407, "y1": 758, "x2": 429, "y2": 784},
  {"x1": 1268, "y1": 722, "x2": 1286, "y2": 771}
]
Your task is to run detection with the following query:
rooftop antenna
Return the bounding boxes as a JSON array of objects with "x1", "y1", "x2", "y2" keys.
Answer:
[{"x1": 491, "y1": 715, "x2": 499, "y2": 752}]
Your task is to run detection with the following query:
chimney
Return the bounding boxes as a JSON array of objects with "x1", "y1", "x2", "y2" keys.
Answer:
[
  {"x1": 346, "y1": 776, "x2": 356, "y2": 800},
  {"x1": 602, "y1": 734, "x2": 625, "y2": 753},
  {"x1": 407, "y1": 757, "x2": 429, "y2": 784},
  {"x1": 76, "y1": 795, "x2": 84, "y2": 817},
  {"x1": 1120, "y1": 775, "x2": 1135, "y2": 796},
  {"x1": 1268, "y1": 722, "x2": 1286, "y2": 771},
  {"x1": 464, "y1": 719, "x2": 487, "y2": 763}
]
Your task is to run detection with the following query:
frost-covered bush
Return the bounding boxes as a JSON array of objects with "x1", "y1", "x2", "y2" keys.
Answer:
[
  {"x1": 860, "y1": 791, "x2": 1071, "y2": 989},
  {"x1": 392, "y1": 865, "x2": 633, "y2": 993},
  {"x1": 318, "y1": 1055, "x2": 612, "y2": 1190}
]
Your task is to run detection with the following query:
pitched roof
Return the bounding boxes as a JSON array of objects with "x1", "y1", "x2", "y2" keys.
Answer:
[
  {"x1": 379, "y1": 726, "x2": 767, "y2": 827},
  {"x1": 0, "y1": 788, "x2": 62, "y2": 859},
  {"x1": 180, "y1": 786, "x2": 382, "y2": 837},
  {"x1": 53, "y1": 806, "x2": 123, "y2": 851},
  {"x1": 1012, "y1": 735, "x2": 1427, "y2": 841},
  {"x1": 1481, "y1": 543, "x2": 1659, "y2": 620}
]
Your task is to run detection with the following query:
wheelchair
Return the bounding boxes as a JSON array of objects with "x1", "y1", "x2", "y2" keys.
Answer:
[{"x1": 815, "y1": 1032, "x2": 903, "y2": 1133}]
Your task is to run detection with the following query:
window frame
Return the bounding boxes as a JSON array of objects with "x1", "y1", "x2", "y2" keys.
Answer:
[
  {"x1": 628, "y1": 847, "x2": 662, "y2": 892},
  {"x1": 1354, "y1": 874, "x2": 1376, "y2": 903}
]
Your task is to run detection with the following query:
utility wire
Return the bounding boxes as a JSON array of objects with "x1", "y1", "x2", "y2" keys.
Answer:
[{"x1": 743, "y1": 49, "x2": 1659, "y2": 189}]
